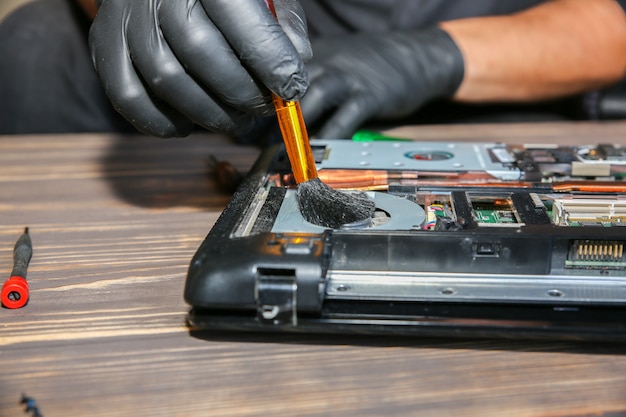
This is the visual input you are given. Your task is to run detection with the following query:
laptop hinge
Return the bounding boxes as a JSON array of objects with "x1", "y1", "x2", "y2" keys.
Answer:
[{"x1": 255, "y1": 272, "x2": 297, "y2": 326}]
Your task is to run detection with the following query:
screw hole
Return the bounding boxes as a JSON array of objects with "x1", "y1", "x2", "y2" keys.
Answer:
[{"x1": 547, "y1": 289, "x2": 564, "y2": 297}]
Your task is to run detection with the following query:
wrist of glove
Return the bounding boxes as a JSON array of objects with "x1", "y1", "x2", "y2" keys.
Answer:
[
  {"x1": 300, "y1": 26, "x2": 464, "y2": 139},
  {"x1": 89, "y1": 0, "x2": 311, "y2": 137}
]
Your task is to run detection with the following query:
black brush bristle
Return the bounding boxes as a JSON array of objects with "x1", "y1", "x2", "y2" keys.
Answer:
[{"x1": 297, "y1": 178, "x2": 375, "y2": 229}]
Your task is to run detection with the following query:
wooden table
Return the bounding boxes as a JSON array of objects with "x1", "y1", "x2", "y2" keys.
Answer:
[{"x1": 2, "y1": 122, "x2": 626, "y2": 417}]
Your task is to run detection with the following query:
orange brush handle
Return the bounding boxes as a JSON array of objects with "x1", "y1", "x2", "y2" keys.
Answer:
[
  {"x1": 266, "y1": 0, "x2": 317, "y2": 184},
  {"x1": 272, "y1": 96, "x2": 318, "y2": 183}
]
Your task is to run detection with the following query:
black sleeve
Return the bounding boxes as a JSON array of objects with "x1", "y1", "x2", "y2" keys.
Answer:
[{"x1": 618, "y1": 0, "x2": 626, "y2": 12}]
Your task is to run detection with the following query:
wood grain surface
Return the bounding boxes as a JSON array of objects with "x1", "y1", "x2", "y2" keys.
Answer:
[{"x1": 1, "y1": 123, "x2": 626, "y2": 417}]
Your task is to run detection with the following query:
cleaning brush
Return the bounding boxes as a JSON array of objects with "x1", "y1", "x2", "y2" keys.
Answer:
[
  {"x1": 273, "y1": 98, "x2": 375, "y2": 228},
  {"x1": 267, "y1": 0, "x2": 375, "y2": 229}
]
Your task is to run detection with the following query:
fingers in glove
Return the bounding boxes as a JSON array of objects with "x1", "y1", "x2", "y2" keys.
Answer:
[
  {"x1": 273, "y1": 0, "x2": 312, "y2": 62},
  {"x1": 200, "y1": 0, "x2": 309, "y2": 101},
  {"x1": 316, "y1": 93, "x2": 379, "y2": 139},
  {"x1": 299, "y1": 71, "x2": 350, "y2": 127},
  {"x1": 126, "y1": 2, "x2": 255, "y2": 135},
  {"x1": 89, "y1": 2, "x2": 193, "y2": 137},
  {"x1": 158, "y1": 0, "x2": 272, "y2": 116},
  {"x1": 300, "y1": 67, "x2": 379, "y2": 138}
]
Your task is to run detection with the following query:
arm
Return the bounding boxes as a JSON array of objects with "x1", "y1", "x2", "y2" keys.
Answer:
[{"x1": 441, "y1": 0, "x2": 626, "y2": 102}]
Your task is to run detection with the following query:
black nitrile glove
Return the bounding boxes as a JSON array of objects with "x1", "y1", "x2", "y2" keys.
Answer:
[
  {"x1": 300, "y1": 27, "x2": 465, "y2": 139},
  {"x1": 89, "y1": 0, "x2": 312, "y2": 137}
]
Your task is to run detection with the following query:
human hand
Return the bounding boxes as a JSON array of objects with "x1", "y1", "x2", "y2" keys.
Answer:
[
  {"x1": 89, "y1": 0, "x2": 311, "y2": 137},
  {"x1": 300, "y1": 27, "x2": 465, "y2": 139}
]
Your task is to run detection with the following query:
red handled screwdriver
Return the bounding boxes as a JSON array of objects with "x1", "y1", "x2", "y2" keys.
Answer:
[{"x1": 1, "y1": 227, "x2": 32, "y2": 309}]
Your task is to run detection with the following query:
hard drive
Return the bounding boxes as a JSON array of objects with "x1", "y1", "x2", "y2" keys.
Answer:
[{"x1": 185, "y1": 139, "x2": 626, "y2": 341}]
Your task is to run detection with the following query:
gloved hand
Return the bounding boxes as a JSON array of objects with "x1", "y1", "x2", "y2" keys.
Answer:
[
  {"x1": 300, "y1": 27, "x2": 465, "y2": 139},
  {"x1": 89, "y1": 0, "x2": 312, "y2": 137}
]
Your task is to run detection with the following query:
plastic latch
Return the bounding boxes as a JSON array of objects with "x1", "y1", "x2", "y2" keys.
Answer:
[{"x1": 255, "y1": 273, "x2": 297, "y2": 326}]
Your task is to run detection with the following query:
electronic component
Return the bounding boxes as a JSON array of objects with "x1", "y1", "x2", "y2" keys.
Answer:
[
  {"x1": 186, "y1": 140, "x2": 626, "y2": 342},
  {"x1": 567, "y1": 240, "x2": 625, "y2": 269},
  {"x1": 551, "y1": 196, "x2": 626, "y2": 226}
]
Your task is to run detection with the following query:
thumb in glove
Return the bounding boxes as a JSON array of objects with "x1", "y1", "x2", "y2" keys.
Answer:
[{"x1": 300, "y1": 26, "x2": 465, "y2": 139}]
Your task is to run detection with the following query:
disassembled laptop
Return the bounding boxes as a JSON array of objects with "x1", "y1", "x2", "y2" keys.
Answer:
[{"x1": 186, "y1": 138, "x2": 626, "y2": 341}]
